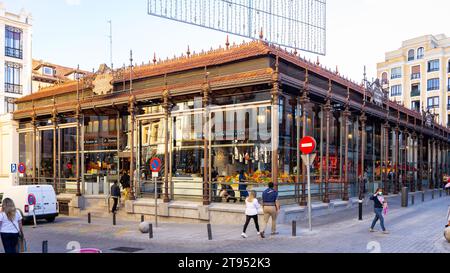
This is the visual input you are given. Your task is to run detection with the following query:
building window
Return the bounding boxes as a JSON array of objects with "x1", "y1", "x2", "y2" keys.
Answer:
[
  {"x1": 4, "y1": 62, "x2": 22, "y2": 94},
  {"x1": 43, "y1": 66, "x2": 54, "y2": 76},
  {"x1": 427, "y1": 96, "x2": 439, "y2": 109},
  {"x1": 407, "y1": 49, "x2": 415, "y2": 61},
  {"x1": 428, "y1": 59, "x2": 440, "y2": 72},
  {"x1": 5, "y1": 26, "x2": 23, "y2": 59},
  {"x1": 448, "y1": 78, "x2": 450, "y2": 91},
  {"x1": 448, "y1": 59, "x2": 450, "y2": 73},
  {"x1": 4, "y1": 97, "x2": 16, "y2": 113},
  {"x1": 391, "y1": 67, "x2": 402, "y2": 79},
  {"x1": 448, "y1": 97, "x2": 450, "y2": 110},
  {"x1": 381, "y1": 72, "x2": 388, "y2": 85},
  {"x1": 411, "y1": 101, "x2": 420, "y2": 112},
  {"x1": 417, "y1": 47, "x2": 424, "y2": 59},
  {"x1": 411, "y1": 65, "x2": 421, "y2": 80},
  {"x1": 411, "y1": 83, "x2": 420, "y2": 97},
  {"x1": 390, "y1": 85, "x2": 402, "y2": 96},
  {"x1": 427, "y1": 78, "x2": 440, "y2": 91}
]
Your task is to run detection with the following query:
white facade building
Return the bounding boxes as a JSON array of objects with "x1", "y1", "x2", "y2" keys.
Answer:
[{"x1": 0, "y1": 3, "x2": 32, "y2": 193}]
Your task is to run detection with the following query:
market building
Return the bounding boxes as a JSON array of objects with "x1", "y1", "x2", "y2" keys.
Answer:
[{"x1": 13, "y1": 40, "x2": 450, "y2": 222}]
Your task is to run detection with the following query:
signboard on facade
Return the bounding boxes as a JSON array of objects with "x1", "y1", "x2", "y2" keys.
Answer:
[{"x1": 11, "y1": 164, "x2": 17, "y2": 174}]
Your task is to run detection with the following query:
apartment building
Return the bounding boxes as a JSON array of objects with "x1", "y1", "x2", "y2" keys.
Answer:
[{"x1": 377, "y1": 34, "x2": 450, "y2": 126}]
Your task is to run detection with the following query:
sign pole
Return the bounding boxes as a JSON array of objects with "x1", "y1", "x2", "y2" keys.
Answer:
[
  {"x1": 154, "y1": 175, "x2": 158, "y2": 228},
  {"x1": 32, "y1": 206, "x2": 37, "y2": 228},
  {"x1": 307, "y1": 154, "x2": 312, "y2": 232}
]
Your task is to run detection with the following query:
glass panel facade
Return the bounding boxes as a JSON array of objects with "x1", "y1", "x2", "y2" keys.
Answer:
[{"x1": 19, "y1": 132, "x2": 33, "y2": 177}]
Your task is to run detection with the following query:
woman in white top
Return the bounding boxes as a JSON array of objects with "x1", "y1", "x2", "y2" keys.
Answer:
[
  {"x1": 241, "y1": 191, "x2": 261, "y2": 238},
  {"x1": 0, "y1": 198, "x2": 24, "y2": 253}
]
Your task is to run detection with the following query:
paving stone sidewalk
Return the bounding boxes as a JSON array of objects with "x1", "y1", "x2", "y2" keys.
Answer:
[{"x1": 11, "y1": 191, "x2": 450, "y2": 253}]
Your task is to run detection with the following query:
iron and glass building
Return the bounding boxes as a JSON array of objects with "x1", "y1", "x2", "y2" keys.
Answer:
[{"x1": 13, "y1": 40, "x2": 450, "y2": 217}]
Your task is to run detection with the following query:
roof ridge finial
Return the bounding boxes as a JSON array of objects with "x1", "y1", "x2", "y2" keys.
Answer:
[
  {"x1": 226, "y1": 35, "x2": 230, "y2": 50},
  {"x1": 187, "y1": 45, "x2": 191, "y2": 57},
  {"x1": 316, "y1": 56, "x2": 320, "y2": 65},
  {"x1": 153, "y1": 53, "x2": 157, "y2": 65},
  {"x1": 259, "y1": 27, "x2": 264, "y2": 40}
]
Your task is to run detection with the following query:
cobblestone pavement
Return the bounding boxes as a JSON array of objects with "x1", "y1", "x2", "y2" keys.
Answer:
[{"x1": 7, "y1": 191, "x2": 450, "y2": 253}]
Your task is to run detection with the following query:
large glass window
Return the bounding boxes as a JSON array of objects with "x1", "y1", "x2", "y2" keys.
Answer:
[
  {"x1": 37, "y1": 130, "x2": 55, "y2": 179},
  {"x1": 407, "y1": 49, "x2": 415, "y2": 61},
  {"x1": 4, "y1": 97, "x2": 16, "y2": 113},
  {"x1": 428, "y1": 60, "x2": 440, "y2": 72},
  {"x1": 390, "y1": 85, "x2": 402, "y2": 96},
  {"x1": 417, "y1": 47, "x2": 424, "y2": 59},
  {"x1": 5, "y1": 62, "x2": 22, "y2": 94},
  {"x1": 19, "y1": 132, "x2": 33, "y2": 177},
  {"x1": 391, "y1": 67, "x2": 402, "y2": 79},
  {"x1": 210, "y1": 104, "x2": 272, "y2": 186},
  {"x1": 5, "y1": 26, "x2": 22, "y2": 59},
  {"x1": 60, "y1": 127, "x2": 77, "y2": 179},
  {"x1": 427, "y1": 78, "x2": 440, "y2": 91},
  {"x1": 427, "y1": 96, "x2": 439, "y2": 109}
]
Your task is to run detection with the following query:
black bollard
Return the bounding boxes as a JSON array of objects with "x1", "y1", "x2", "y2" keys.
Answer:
[
  {"x1": 411, "y1": 195, "x2": 415, "y2": 206},
  {"x1": 113, "y1": 212, "x2": 116, "y2": 226},
  {"x1": 358, "y1": 200, "x2": 363, "y2": 221},
  {"x1": 149, "y1": 223, "x2": 153, "y2": 239},
  {"x1": 432, "y1": 190, "x2": 435, "y2": 199},
  {"x1": 422, "y1": 192, "x2": 425, "y2": 202},
  {"x1": 88, "y1": 213, "x2": 91, "y2": 224},
  {"x1": 141, "y1": 215, "x2": 145, "y2": 223},
  {"x1": 440, "y1": 189, "x2": 442, "y2": 198},
  {"x1": 207, "y1": 224, "x2": 213, "y2": 240},
  {"x1": 292, "y1": 221, "x2": 297, "y2": 237},
  {"x1": 42, "y1": 240, "x2": 48, "y2": 253}
]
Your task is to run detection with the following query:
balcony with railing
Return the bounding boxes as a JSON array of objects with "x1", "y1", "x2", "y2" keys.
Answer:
[
  {"x1": 5, "y1": 83, "x2": 23, "y2": 94},
  {"x1": 411, "y1": 89, "x2": 421, "y2": 97},
  {"x1": 5, "y1": 47, "x2": 23, "y2": 59},
  {"x1": 411, "y1": 73, "x2": 421, "y2": 80}
]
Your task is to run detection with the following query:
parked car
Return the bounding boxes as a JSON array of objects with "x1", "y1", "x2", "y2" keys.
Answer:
[{"x1": 0, "y1": 185, "x2": 59, "y2": 223}]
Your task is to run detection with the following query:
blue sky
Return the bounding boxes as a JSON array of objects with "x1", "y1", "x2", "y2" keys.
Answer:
[{"x1": 4, "y1": 0, "x2": 450, "y2": 80}]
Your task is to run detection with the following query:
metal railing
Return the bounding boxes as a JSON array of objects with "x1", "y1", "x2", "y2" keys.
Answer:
[
  {"x1": 5, "y1": 83, "x2": 23, "y2": 94},
  {"x1": 411, "y1": 73, "x2": 421, "y2": 80},
  {"x1": 5, "y1": 47, "x2": 22, "y2": 59}
]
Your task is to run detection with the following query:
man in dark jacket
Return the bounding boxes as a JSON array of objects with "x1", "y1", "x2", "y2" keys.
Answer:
[
  {"x1": 120, "y1": 170, "x2": 131, "y2": 189},
  {"x1": 111, "y1": 181, "x2": 121, "y2": 213}
]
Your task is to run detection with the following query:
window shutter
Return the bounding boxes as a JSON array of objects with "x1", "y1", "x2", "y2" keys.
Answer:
[{"x1": 412, "y1": 65, "x2": 420, "y2": 74}]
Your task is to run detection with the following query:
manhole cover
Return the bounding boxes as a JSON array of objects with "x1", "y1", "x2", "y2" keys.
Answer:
[{"x1": 110, "y1": 247, "x2": 144, "y2": 253}]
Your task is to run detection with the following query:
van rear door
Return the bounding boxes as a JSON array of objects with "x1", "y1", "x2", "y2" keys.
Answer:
[
  {"x1": 41, "y1": 186, "x2": 57, "y2": 215},
  {"x1": 28, "y1": 186, "x2": 44, "y2": 215}
]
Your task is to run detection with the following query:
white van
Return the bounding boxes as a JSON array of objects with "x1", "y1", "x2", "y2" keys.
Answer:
[{"x1": 0, "y1": 185, "x2": 59, "y2": 223}]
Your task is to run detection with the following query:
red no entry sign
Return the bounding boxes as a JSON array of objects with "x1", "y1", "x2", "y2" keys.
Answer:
[
  {"x1": 150, "y1": 158, "x2": 162, "y2": 172},
  {"x1": 300, "y1": 136, "x2": 317, "y2": 155}
]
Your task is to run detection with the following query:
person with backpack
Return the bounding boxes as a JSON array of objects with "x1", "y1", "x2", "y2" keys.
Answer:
[
  {"x1": 241, "y1": 191, "x2": 261, "y2": 238},
  {"x1": 369, "y1": 188, "x2": 389, "y2": 234},
  {"x1": 0, "y1": 198, "x2": 25, "y2": 253}
]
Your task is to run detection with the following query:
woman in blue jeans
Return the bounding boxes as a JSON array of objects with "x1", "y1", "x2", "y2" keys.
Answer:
[{"x1": 369, "y1": 188, "x2": 389, "y2": 234}]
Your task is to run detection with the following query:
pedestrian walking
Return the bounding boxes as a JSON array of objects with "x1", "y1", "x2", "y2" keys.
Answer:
[
  {"x1": 369, "y1": 188, "x2": 389, "y2": 234},
  {"x1": 260, "y1": 182, "x2": 280, "y2": 238},
  {"x1": 241, "y1": 191, "x2": 261, "y2": 238},
  {"x1": 0, "y1": 198, "x2": 25, "y2": 253},
  {"x1": 238, "y1": 170, "x2": 248, "y2": 202},
  {"x1": 111, "y1": 180, "x2": 121, "y2": 213}
]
